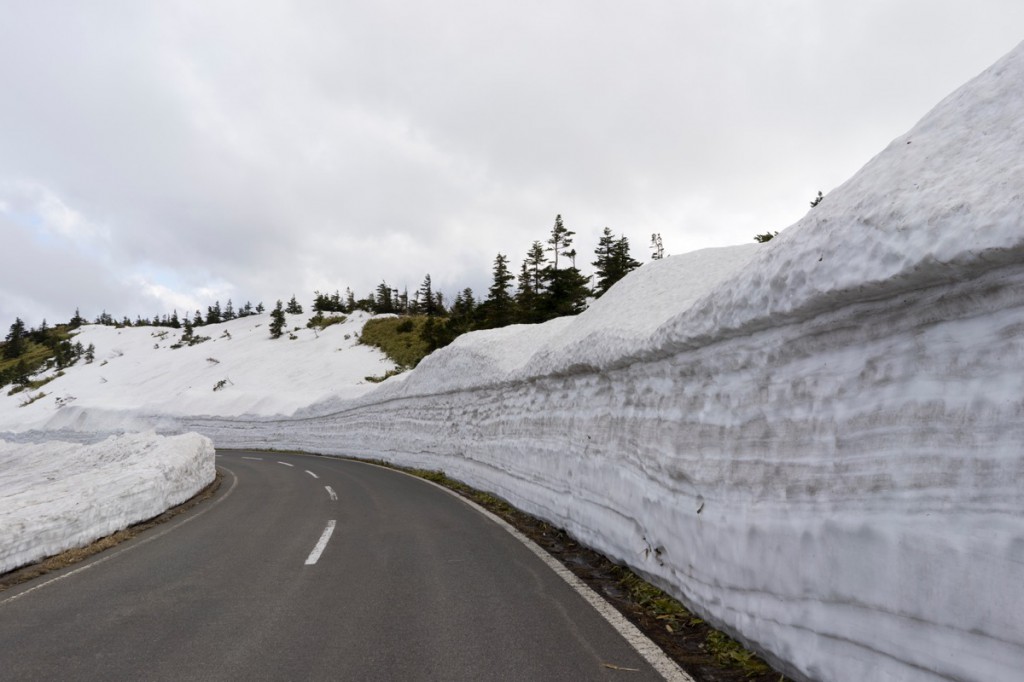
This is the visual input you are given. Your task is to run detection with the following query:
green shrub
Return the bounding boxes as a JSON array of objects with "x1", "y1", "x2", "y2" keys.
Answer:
[
  {"x1": 307, "y1": 314, "x2": 347, "y2": 331},
  {"x1": 360, "y1": 316, "x2": 433, "y2": 368}
]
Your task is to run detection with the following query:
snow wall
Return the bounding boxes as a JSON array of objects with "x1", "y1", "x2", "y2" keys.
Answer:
[
  {"x1": 0, "y1": 433, "x2": 215, "y2": 575},
  {"x1": 145, "y1": 43, "x2": 1024, "y2": 681}
]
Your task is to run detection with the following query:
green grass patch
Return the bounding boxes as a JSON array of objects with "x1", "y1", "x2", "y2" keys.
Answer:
[
  {"x1": 307, "y1": 313, "x2": 347, "y2": 331},
  {"x1": 359, "y1": 316, "x2": 432, "y2": 368}
]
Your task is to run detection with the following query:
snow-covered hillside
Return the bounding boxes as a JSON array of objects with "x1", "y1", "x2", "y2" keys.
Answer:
[
  {"x1": 3, "y1": 40, "x2": 1023, "y2": 682},
  {"x1": 0, "y1": 310, "x2": 394, "y2": 432}
]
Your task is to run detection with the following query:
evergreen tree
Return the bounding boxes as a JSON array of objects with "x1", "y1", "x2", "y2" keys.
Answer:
[
  {"x1": 205, "y1": 302, "x2": 222, "y2": 325},
  {"x1": 192, "y1": 310, "x2": 203, "y2": 326},
  {"x1": 223, "y1": 299, "x2": 236, "y2": 320},
  {"x1": 84, "y1": 343, "x2": 96, "y2": 363},
  {"x1": 69, "y1": 308, "x2": 86, "y2": 328},
  {"x1": 3, "y1": 318, "x2": 27, "y2": 359},
  {"x1": 480, "y1": 253, "x2": 516, "y2": 329},
  {"x1": 169, "y1": 310, "x2": 181, "y2": 329},
  {"x1": 753, "y1": 230, "x2": 778, "y2": 243},
  {"x1": 545, "y1": 214, "x2": 574, "y2": 271},
  {"x1": 515, "y1": 259, "x2": 541, "y2": 324},
  {"x1": 255, "y1": 302, "x2": 265, "y2": 314},
  {"x1": 810, "y1": 190, "x2": 823, "y2": 208},
  {"x1": 417, "y1": 274, "x2": 439, "y2": 317},
  {"x1": 285, "y1": 295, "x2": 303, "y2": 315},
  {"x1": 449, "y1": 287, "x2": 477, "y2": 334},
  {"x1": 374, "y1": 282, "x2": 395, "y2": 314},
  {"x1": 540, "y1": 265, "x2": 590, "y2": 319},
  {"x1": 397, "y1": 287, "x2": 410, "y2": 314},
  {"x1": 592, "y1": 228, "x2": 642, "y2": 297},
  {"x1": 537, "y1": 216, "x2": 588, "y2": 319},
  {"x1": 269, "y1": 300, "x2": 286, "y2": 339}
]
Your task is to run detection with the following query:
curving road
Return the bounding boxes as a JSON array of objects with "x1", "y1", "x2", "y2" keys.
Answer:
[{"x1": 0, "y1": 450, "x2": 677, "y2": 681}]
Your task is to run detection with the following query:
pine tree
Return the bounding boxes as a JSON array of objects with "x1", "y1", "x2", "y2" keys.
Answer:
[
  {"x1": 269, "y1": 300, "x2": 286, "y2": 339},
  {"x1": 592, "y1": 228, "x2": 641, "y2": 297},
  {"x1": 538, "y1": 216, "x2": 588, "y2": 319},
  {"x1": 374, "y1": 282, "x2": 395, "y2": 314},
  {"x1": 223, "y1": 299, "x2": 236, "y2": 320},
  {"x1": 417, "y1": 274, "x2": 439, "y2": 317},
  {"x1": 206, "y1": 301, "x2": 222, "y2": 325},
  {"x1": 3, "y1": 318, "x2": 27, "y2": 359},
  {"x1": 69, "y1": 308, "x2": 86, "y2": 328},
  {"x1": 450, "y1": 287, "x2": 476, "y2": 331},
  {"x1": 181, "y1": 319, "x2": 195, "y2": 344},
  {"x1": 541, "y1": 265, "x2": 590, "y2": 319},
  {"x1": 545, "y1": 214, "x2": 574, "y2": 271},
  {"x1": 285, "y1": 295, "x2": 303, "y2": 315},
  {"x1": 480, "y1": 253, "x2": 516, "y2": 329},
  {"x1": 255, "y1": 302, "x2": 265, "y2": 314},
  {"x1": 169, "y1": 310, "x2": 181, "y2": 329},
  {"x1": 515, "y1": 259, "x2": 541, "y2": 324}
]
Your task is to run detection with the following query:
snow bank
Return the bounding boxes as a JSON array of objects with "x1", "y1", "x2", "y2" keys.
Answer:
[
  {"x1": 187, "y1": 41, "x2": 1024, "y2": 682},
  {"x1": 0, "y1": 432, "x2": 215, "y2": 574}
]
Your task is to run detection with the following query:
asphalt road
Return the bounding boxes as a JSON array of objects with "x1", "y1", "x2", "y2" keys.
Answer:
[{"x1": 0, "y1": 450, "x2": 671, "y2": 681}]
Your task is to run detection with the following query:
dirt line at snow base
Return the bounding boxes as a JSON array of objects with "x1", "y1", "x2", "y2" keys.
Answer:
[
  {"x1": 250, "y1": 448, "x2": 792, "y2": 682},
  {"x1": 0, "y1": 472, "x2": 223, "y2": 592}
]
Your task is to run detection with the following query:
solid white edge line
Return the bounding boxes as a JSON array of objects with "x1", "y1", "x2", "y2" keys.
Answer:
[
  {"x1": 304, "y1": 520, "x2": 336, "y2": 566},
  {"x1": 361, "y1": 462, "x2": 693, "y2": 682},
  {"x1": 1, "y1": 466, "x2": 239, "y2": 608},
  {"x1": 325, "y1": 485, "x2": 338, "y2": 501},
  {"x1": 305, "y1": 469, "x2": 318, "y2": 479},
  {"x1": 277, "y1": 461, "x2": 294, "y2": 467}
]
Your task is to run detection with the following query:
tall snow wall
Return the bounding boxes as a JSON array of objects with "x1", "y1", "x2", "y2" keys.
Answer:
[
  {"x1": 0, "y1": 432, "x2": 215, "y2": 574},
  {"x1": 189, "y1": 43, "x2": 1024, "y2": 681}
]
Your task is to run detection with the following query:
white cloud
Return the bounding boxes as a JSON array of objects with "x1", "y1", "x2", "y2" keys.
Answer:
[{"x1": 1, "y1": 1, "x2": 1023, "y2": 328}]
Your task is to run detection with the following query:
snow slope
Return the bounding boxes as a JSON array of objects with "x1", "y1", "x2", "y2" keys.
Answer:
[
  {"x1": 0, "y1": 432, "x2": 214, "y2": 574},
  {"x1": 3, "y1": 40, "x2": 1023, "y2": 682},
  {"x1": 0, "y1": 310, "x2": 394, "y2": 433}
]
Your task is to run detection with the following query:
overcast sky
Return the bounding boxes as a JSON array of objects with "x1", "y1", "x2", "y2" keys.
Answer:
[{"x1": 1, "y1": 1, "x2": 1021, "y2": 330}]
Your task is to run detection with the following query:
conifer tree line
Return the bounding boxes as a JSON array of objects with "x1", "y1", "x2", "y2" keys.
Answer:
[
  {"x1": 2, "y1": 215, "x2": 644, "y2": 361},
  {"x1": 87, "y1": 298, "x2": 266, "y2": 330},
  {"x1": 317, "y1": 216, "x2": 640, "y2": 320}
]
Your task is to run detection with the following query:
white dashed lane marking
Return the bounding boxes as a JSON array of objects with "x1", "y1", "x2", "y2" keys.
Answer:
[{"x1": 304, "y1": 521, "x2": 336, "y2": 566}]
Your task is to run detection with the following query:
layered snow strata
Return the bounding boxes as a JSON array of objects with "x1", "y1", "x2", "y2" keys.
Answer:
[{"x1": 0, "y1": 432, "x2": 215, "y2": 574}]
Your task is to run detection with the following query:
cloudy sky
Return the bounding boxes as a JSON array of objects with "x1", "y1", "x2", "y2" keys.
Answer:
[{"x1": 1, "y1": 1, "x2": 1021, "y2": 330}]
